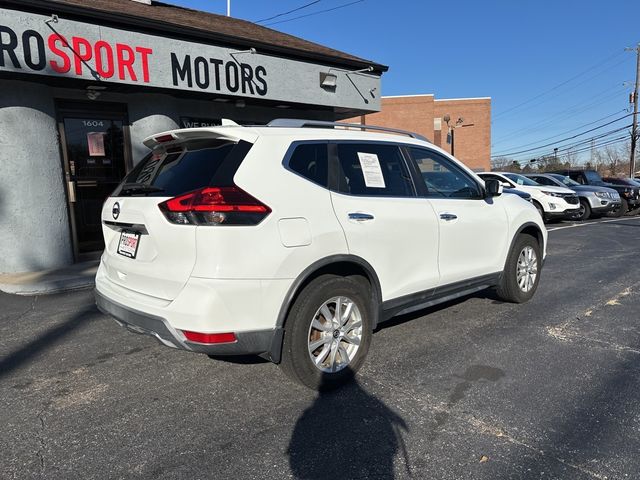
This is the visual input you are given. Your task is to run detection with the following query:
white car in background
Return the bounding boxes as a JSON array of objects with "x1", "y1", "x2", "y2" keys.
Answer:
[{"x1": 478, "y1": 172, "x2": 580, "y2": 222}]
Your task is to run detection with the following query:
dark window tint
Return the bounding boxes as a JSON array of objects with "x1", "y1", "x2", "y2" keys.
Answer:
[
  {"x1": 336, "y1": 143, "x2": 414, "y2": 197},
  {"x1": 288, "y1": 143, "x2": 328, "y2": 187},
  {"x1": 532, "y1": 176, "x2": 555, "y2": 186},
  {"x1": 409, "y1": 148, "x2": 482, "y2": 199},
  {"x1": 113, "y1": 140, "x2": 250, "y2": 197}
]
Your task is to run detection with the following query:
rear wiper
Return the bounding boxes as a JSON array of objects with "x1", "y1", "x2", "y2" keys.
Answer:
[{"x1": 120, "y1": 183, "x2": 165, "y2": 195}]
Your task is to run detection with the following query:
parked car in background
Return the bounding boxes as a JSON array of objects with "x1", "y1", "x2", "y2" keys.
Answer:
[
  {"x1": 551, "y1": 169, "x2": 640, "y2": 217},
  {"x1": 478, "y1": 172, "x2": 579, "y2": 222},
  {"x1": 95, "y1": 119, "x2": 547, "y2": 390},
  {"x1": 525, "y1": 173, "x2": 620, "y2": 221}
]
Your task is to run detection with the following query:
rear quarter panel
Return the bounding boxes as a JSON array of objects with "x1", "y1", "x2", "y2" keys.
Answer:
[{"x1": 189, "y1": 136, "x2": 349, "y2": 280}]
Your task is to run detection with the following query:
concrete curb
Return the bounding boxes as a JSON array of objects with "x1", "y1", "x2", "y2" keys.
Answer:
[{"x1": 0, "y1": 261, "x2": 99, "y2": 296}]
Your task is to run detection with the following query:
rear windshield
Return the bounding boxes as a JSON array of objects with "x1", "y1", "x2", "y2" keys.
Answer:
[{"x1": 112, "y1": 140, "x2": 251, "y2": 197}]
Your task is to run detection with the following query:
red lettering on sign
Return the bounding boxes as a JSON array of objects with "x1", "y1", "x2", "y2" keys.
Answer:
[
  {"x1": 135, "y1": 46, "x2": 152, "y2": 83},
  {"x1": 47, "y1": 34, "x2": 70, "y2": 73},
  {"x1": 72, "y1": 36, "x2": 92, "y2": 75},
  {"x1": 116, "y1": 43, "x2": 136, "y2": 81},
  {"x1": 94, "y1": 40, "x2": 114, "y2": 78}
]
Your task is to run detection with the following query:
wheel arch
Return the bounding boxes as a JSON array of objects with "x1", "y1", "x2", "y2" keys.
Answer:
[
  {"x1": 269, "y1": 255, "x2": 382, "y2": 363},
  {"x1": 508, "y1": 222, "x2": 545, "y2": 265}
]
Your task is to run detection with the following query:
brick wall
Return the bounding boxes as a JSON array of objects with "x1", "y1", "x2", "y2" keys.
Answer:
[{"x1": 346, "y1": 94, "x2": 491, "y2": 172}]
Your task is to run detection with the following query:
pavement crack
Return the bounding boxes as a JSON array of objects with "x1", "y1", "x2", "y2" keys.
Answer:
[{"x1": 35, "y1": 402, "x2": 49, "y2": 476}]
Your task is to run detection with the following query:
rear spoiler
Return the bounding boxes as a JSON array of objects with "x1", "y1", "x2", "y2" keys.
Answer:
[{"x1": 143, "y1": 126, "x2": 259, "y2": 149}]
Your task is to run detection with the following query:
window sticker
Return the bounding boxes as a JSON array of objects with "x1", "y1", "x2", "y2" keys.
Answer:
[
  {"x1": 87, "y1": 132, "x2": 106, "y2": 156},
  {"x1": 357, "y1": 152, "x2": 385, "y2": 188}
]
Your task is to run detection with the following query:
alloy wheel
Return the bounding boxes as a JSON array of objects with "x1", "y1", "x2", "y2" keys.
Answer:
[
  {"x1": 516, "y1": 246, "x2": 538, "y2": 293},
  {"x1": 307, "y1": 296, "x2": 363, "y2": 373}
]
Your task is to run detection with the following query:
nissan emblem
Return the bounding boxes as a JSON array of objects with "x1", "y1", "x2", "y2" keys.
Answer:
[{"x1": 112, "y1": 202, "x2": 120, "y2": 220}]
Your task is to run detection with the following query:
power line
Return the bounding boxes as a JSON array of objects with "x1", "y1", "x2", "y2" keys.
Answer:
[
  {"x1": 491, "y1": 113, "x2": 634, "y2": 157},
  {"x1": 492, "y1": 50, "x2": 626, "y2": 120},
  {"x1": 493, "y1": 56, "x2": 631, "y2": 125},
  {"x1": 508, "y1": 125, "x2": 632, "y2": 161},
  {"x1": 492, "y1": 85, "x2": 627, "y2": 145},
  {"x1": 506, "y1": 136, "x2": 630, "y2": 167},
  {"x1": 491, "y1": 110, "x2": 626, "y2": 154},
  {"x1": 263, "y1": 0, "x2": 364, "y2": 26},
  {"x1": 254, "y1": 0, "x2": 323, "y2": 23}
]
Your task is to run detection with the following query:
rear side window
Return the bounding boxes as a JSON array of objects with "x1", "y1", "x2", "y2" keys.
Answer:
[
  {"x1": 287, "y1": 143, "x2": 329, "y2": 187},
  {"x1": 335, "y1": 143, "x2": 414, "y2": 197},
  {"x1": 112, "y1": 140, "x2": 251, "y2": 197}
]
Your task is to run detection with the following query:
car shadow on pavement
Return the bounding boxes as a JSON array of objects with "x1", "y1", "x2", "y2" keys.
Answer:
[
  {"x1": 377, "y1": 291, "x2": 502, "y2": 332},
  {"x1": 287, "y1": 370, "x2": 410, "y2": 479},
  {"x1": 0, "y1": 306, "x2": 100, "y2": 379}
]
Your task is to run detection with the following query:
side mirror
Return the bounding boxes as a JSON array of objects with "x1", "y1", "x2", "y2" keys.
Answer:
[{"x1": 484, "y1": 178, "x2": 503, "y2": 197}]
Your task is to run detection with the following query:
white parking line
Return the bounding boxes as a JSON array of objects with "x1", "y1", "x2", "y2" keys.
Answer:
[{"x1": 547, "y1": 216, "x2": 640, "y2": 232}]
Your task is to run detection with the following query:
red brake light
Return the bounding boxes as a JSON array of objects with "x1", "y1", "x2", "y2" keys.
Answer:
[
  {"x1": 155, "y1": 134, "x2": 175, "y2": 143},
  {"x1": 181, "y1": 330, "x2": 237, "y2": 344},
  {"x1": 159, "y1": 186, "x2": 271, "y2": 225}
]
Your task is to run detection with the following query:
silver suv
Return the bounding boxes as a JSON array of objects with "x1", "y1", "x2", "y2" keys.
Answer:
[{"x1": 526, "y1": 173, "x2": 620, "y2": 221}]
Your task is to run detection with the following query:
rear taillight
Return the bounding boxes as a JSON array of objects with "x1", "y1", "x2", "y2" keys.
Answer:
[
  {"x1": 181, "y1": 330, "x2": 237, "y2": 344},
  {"x1": 159, "y1": 186, "x2": 271, "y2": 226}
]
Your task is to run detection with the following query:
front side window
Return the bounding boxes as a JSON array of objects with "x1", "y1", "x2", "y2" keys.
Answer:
[
  {"x1": 335, "y1": 143, "x2": 414, "y2": 197},
  {"x1": 409, "y1": 148, "x2": 482, "y2": 199}
]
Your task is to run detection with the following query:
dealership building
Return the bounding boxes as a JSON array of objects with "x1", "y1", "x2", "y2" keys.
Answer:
[
  {"x1": 349, "y1": 94, "x2": 492, "y2": 172},
  {"x1": 0, "y1": 0, "x2": 386, "y2": 274}
]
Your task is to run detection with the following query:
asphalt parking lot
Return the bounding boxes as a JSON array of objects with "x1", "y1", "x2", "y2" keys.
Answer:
[{"x1": 2, "y1": 216, "x2": 640, "y2": 480}]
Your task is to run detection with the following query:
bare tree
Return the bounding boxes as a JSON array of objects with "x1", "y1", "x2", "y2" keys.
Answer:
[
  {"x1": 490, "y1": 156, "x2": 513, "y2": 171},
  {"x1": 594, "y1": 143, "x2": 630, "y2": 177}
]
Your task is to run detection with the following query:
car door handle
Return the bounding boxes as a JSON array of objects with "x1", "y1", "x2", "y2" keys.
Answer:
[
  {"x1": 439, "y1": 213, "x2": 457, "y2": 221},
  {"x1": 348, "y1": 212, "x2": 375, "y2": 221}
]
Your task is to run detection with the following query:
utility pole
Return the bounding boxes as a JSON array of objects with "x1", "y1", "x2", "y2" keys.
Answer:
[
  {"x1": 628, "y1": 44, "x2": 640, "y2": 178},
  {"x1": 227, "y1": 0, "x2": 231, "y2": 16}
]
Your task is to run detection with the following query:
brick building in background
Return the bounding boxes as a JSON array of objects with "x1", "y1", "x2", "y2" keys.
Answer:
[{"x1": 348, "y1": 94, "x2": 491, "y2": 171}]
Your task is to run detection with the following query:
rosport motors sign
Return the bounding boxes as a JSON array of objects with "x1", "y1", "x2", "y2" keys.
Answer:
[{"x1": 0, "y1": 9, "x2": 380, "y2": 110}]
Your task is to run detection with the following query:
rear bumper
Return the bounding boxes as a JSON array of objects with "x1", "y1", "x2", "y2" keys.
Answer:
[{"x1": 95, "y1": 289, "x2": 283, "y2": 361}]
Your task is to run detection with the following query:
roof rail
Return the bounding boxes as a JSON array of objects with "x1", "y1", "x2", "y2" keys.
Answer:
[{"x1": 267, "y1": 118, "x2": 430, "y2": 142}]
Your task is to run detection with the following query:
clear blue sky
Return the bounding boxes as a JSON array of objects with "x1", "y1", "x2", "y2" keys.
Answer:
[{"x1": 172, "y1": 0, "x2": 637, "y2": 162}]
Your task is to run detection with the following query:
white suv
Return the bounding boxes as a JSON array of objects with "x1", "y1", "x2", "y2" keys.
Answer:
[
  {"x1": 478, "y1": 172, "x2": 580, "y2": 222},
  {"x1": 95, "y1": 120, "x2": 547, "y2": 389}
]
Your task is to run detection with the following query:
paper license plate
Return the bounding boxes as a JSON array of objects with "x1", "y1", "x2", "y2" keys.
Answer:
[{"x1": 117, "y1": 231, "x2": 140, "y2": 259}]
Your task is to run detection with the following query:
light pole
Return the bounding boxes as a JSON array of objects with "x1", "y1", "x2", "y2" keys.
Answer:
[
  {"x1": 626, "y1": 43, "x2": 639, "y2": 177},
  {"x1": 443, "y1": 114, "x2": 465, "y2": 157}
]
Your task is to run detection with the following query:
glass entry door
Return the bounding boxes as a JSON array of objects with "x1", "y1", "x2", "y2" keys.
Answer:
[{"x1": 58, "y1": 106, "x2": 130, "y2": 256}]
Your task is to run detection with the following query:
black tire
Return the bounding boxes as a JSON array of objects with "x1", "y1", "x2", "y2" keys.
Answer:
[
  {"x1": 576, "y1": 199, "x2": 591, "y2": 221},
  {"x1": 280, "y1": 275, "x2": 373, "y2": 390},
  {"x1": 532, "y1": 201, "x2": 546, "y2": 223},
  {"x1": 496, "y1": 234, "x2": 542, "y2": 303},
  {"x1": 609, "y1": 198, "x2": 628, "y2": 218}
]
